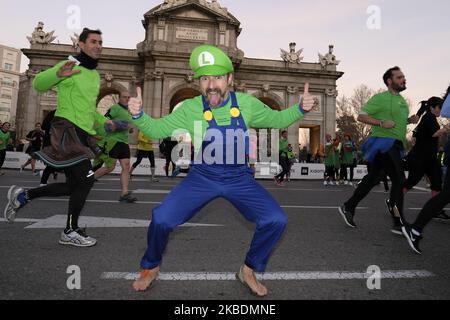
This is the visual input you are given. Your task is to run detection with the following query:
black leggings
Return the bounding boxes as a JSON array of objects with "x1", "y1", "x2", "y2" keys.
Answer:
[
  {"x1": 164, "y1": 153, "x2": 176, "y2": 177},
  {"x1": 40, "y1": 165, "x2": 59, "y2": 184},
  {"x1": 325, "y1": 165, "x2": 335, "y2": 180},
  {"x1": 27, "y1": 159, "x2": 95, "y2": 230},
  {"x1": 345, "y1": 142, "x2": 405, "y2": 219},
  {"x1": 340, "y1": 164, "x2": 355, "y2": 182},
  {"x1": 0, "y1": 149, "x2": 5, "y2": 169},
  {"x1": 367, "y1": 162, "x2": 389, "y2": 191},
  {"x1": 413, "y1": 167, "x2": 450, "y2": 232},
  {"x1": 404, "y1": 153, "x2": 442, "y2": 192},
  {"x1": 276, "y1": 156, "x2": 290, "y2": 182},
  {"x1": 132, "y1": 150, "x2": 155, "y2": 168}
]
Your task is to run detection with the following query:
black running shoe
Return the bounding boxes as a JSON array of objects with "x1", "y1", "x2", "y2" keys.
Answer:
[
  {"x1": 401, "y1": 225, "x2": 422, "y2": 254},
  {"x1": 338, "y1": 205, "x2": 356, "y2": 228},
  {"x1": 119, "y1": 192, "x2": 138, "y2": 203}
]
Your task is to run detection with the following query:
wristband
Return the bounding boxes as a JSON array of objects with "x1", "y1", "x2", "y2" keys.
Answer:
[
  {"x1": 299, "y1": 99, "x2": 308, "y2": 114},
  {"x1": 132, "y1": 109, "x2": 144, "y2": 120}
]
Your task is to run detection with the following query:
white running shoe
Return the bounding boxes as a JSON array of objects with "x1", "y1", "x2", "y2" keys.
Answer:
[
  {"x1": 4, "y1": 186, "x2": 27, "y2": 223},
  {"x1": 59, "y1": 229, "x2": 97, "y2": 247}
]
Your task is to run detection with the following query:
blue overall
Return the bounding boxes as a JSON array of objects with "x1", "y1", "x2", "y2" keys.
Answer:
[{"x1": 140, "y1": 92, "x2": 288, "y2": 272}]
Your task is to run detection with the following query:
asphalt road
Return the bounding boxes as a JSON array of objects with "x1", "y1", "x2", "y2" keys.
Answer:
[{"x1": 0, "y1": 169, "x2": 449, "y2": 301}]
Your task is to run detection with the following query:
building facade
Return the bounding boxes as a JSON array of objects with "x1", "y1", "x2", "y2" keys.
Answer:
[
  {"x1": 18, "y1": 0, "x2": 343, "y2": 155},
  {"x1": 0, "y1": 44, "x2": 21, "y2": 125}
]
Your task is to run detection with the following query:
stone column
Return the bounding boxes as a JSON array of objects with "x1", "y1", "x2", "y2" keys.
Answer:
[
  {"x1": 287, "y1": 86, "x2": 300, "y2": 156},
  {"x1": 310, "y1": 126, "x2": 321, "y2": 155},
  {"x1": 17, "y1": 71, "x2": 39, "y2": 139},
  {"x1": 151, "y1": 70, "x2": 164, "y2": 119},
  {"x1": 324, "y1": 88, "x2": 338, "y2": 140},
  {"x1": 142, "y1": 72, "x2": 153, "y2": 116}
]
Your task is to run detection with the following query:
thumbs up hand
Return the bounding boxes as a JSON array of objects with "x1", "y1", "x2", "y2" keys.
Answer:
[
  {"x1": 300, "y1": 83, "x2": 315, "y2": 113},
  {"x1": 129, "y1": 87, "x2": 143, "y2": 116}
]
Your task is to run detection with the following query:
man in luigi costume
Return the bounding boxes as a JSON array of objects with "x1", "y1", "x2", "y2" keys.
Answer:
[{"x1": 129, "y1": 44, "x2": 314, "y2": 297}]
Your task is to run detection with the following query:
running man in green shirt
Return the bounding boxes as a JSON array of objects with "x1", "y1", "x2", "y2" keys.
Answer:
[
  {"x1": 3, "y1": 28, "x2": 117, "y2": 247},
  {"x1": 339, "y1": 66, "x2": 419, "y2": 235},
  {"x1": 321, "y1": 134, "x2": 338, "y2": 186},
  {"x1": 340, "y1": 133, "x2": 357, "y2": 186},
  {"x1": 94, "y1": 91, "x2": 138, "y2": 203},
  {"x1": 274, "y1": 130, "x2": 290, "y2": 185}
]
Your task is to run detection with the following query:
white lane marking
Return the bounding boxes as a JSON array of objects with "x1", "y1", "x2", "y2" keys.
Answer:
[
  {"x1": 265, "y1": 188, "x2": 345, "y2": 192},
  {"x1": 101, "y1": 270, "x2": 435, "y2": 281},
  {"x1": 133, "y1": 189, "x2": 171, "y2": 194},
  {"x1": 282, "y1": 206, "x2": 369, "y2": 209},
  {"x1": 37, "y1": 199, "x2": 162, "y2": 205},
  {"x1": 412, "y1": 186, "x2": 429, "y2": 192},
  {"x1": 409, "y1": 208, "x2": 450, "y2": 211},
  {"x1": 35, "y1": 199, "x2": 371, "y2": 210},
  {"x1": 90, "y1": 188, "x2": 170, "y2": 193},
  {"x1": 0, "y1": 218, "x2": 41, "y2": 223},
  {"x1": 8, "y1": 215, "x2": 224, "y2": 229}
]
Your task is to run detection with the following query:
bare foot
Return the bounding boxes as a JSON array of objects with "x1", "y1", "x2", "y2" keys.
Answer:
[
  {"x1": 238, "y1": 265, "x2": 268, "y2": 297},
  {"x1": 132, "y1": 266, "x2": 160, "y2": 292}
]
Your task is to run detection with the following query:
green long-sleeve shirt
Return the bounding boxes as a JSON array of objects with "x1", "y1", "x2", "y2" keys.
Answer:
[
  {"x1": 0, "y1": 130, "x2": 10, "y2": 151},
  {"x1": 105, "y1": 103, "x2": 133, "y2": 144},
  {"x1": 133, "y1": 92, "x2": 304, "y2": 152},
  {"x1": 33, "y1": 60, "x2": 107, "y2": 135}
]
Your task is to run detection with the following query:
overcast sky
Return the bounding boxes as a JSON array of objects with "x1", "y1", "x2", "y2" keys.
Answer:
[{"x1": 1, "y1": 0, "x2": 450, "y2": 110}]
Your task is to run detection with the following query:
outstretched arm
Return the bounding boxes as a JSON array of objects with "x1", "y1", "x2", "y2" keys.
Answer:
[
  {"x1": 33, "y1": 61, "x2": 81, "y2": 92},
  {"x1": 129, "y1": 87, "x2": 187, "y2": 139},
  {"x1": 250, "y1": 83, "x2": 314, "y2": 129}
]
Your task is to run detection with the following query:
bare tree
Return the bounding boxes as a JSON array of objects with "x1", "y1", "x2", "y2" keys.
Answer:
[{"x1": 336, "y1": 85, "x2": 378, "y2": 147}]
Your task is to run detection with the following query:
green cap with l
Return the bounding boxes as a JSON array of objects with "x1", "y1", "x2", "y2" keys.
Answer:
[{"x1": 189, "y1": 45, "x2": 234, "y2": 79}]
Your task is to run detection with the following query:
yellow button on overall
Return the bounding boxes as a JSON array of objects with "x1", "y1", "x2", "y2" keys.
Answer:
[
  {"x1": 204, "y1": 110, "x2": 213, "y2": 121},
  {"x1": 230, "y1": 107, "x2": 240, "y2": 118}
]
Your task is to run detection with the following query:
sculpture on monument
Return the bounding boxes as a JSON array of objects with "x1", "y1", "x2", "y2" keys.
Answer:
[
  {"x1": 318, "y1": 45, "x2": 340, "y2": 69},
  {"x1": 325, "y1": 88, "x2": 339, "y2": 98},
  {"x1": 281, "y1": 42, "x2": 304, "y2": 64},
  {"x1": 27, "y1": 22, "x2": 57, "y2": 45},
  {"x1": 70, "y1": 33, "x2": 80, "y2": 49}
]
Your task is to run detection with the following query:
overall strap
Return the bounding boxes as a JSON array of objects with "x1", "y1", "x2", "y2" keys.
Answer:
[{"x1": 202, "y1": 95, "x2": 218, "y2": 128}]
